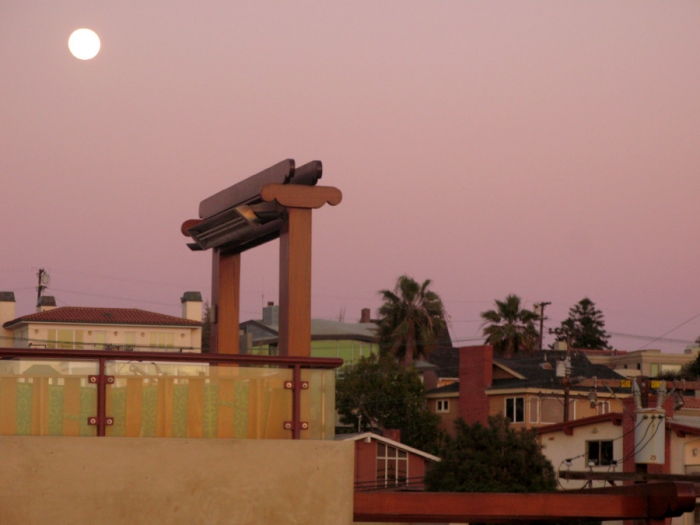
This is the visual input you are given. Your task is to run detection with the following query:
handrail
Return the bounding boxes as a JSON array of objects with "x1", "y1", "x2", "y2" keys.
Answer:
[
  {"x1": 0, "y1": 347, "x2": 343, "y2": 369},
  {"x1": 0, "y1": 346, "x2": 340, "y2": 439}
]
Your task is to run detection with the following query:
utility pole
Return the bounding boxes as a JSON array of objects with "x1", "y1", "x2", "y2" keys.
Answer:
[
  {"x1": 535, "y1": 301, "x2": 551, "y2": 352},
  {"x1": 36, "y1": 268, "x2": 48, "y2": 306}
]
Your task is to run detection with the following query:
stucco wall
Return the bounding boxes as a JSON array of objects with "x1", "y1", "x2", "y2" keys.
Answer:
[
  {"x1": 0, "y1": 437, "x2": 354, "y2": 525},
  {"x1": 538, "y1": 420, "x2": 622, "y2": 490}
]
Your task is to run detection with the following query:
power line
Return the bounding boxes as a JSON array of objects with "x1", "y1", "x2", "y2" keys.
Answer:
[{"x1": 636, "y1": 311, "x2": 700, "y2": 350}]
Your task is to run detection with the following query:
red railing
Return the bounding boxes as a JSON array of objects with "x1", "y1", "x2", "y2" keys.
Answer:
[{"x1": 0, "y1": 347, "x2": 342, "y2": 439}]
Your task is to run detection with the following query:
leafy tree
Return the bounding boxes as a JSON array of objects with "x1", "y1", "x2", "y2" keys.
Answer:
[
  {"x1": 480, "y1": 294, "x2": 539, "y2": 357},
  {"x1": 550, "y1": 298, "x2": 611, "y2": 350},
  {"x1": 378, "y1": 275, "x2": 448, "y2": 366},
  {"x1": 336, "y1": 355, "x2": 443, "y2": 453},
  {"x1": 425, "y1": 415, "x2": 556, "y2": 493},
  {"x1": 201, "y1": 302, "x2": 211, "y2": 353}
]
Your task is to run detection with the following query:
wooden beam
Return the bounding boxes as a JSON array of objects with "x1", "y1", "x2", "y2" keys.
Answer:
[
  {"x1": 261, "y1": 184, "x2": 342, "y2": 209},
  {"x1": 212, "y1": 249, "x2": 240, "y2": 354},
  {"x1": 278, "y1": 207, "x2": 312, "y2": 357},
  {"x1": 353, "y1": 483, "x2": 696, "y2": 523}
]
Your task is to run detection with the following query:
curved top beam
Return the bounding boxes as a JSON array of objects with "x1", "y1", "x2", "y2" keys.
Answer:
[{"x1": 260, "y1": 184, "x2": 342, "y2": 209}]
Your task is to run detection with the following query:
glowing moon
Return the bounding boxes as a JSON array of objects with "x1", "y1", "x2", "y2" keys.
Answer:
[{"x1": 68, "y1": 29, "x2": 100, "y2": 60}]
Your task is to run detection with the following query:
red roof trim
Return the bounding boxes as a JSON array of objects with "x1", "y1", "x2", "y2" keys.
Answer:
[
  {"x1": 538, "y1": 412, "x2": 624, "y2": 435},
  {"x1": 667, "y1": 422, "x2": 700, "y2": 438},
  {"x1": 3, "y1": 307, "x2": 201, "y2": 328}
]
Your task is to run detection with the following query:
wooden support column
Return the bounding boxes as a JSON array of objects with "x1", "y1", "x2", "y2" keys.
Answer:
[
  {"x1": 211, "y1": 249, "x2": 241, "y2": 354},
  {"x1": 278, "y1": 207, "x2": 312, "y2": 357},
  {"x1": 260, "y1": 184, "x2": 342, "y2": 358}
]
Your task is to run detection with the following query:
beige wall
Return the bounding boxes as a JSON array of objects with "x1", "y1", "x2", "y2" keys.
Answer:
[
  {"x1": 14, "y1": 322, "x2": 201, "y2": 352},
  {"x1": 0, "y1": 437, "x2": 354, "y2": 525},
  {"x1": 489, "y1": 391, "x2": 625, "y2": 430}
]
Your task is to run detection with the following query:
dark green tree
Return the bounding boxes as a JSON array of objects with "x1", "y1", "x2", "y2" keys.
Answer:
[
  {"x1": 201, "y1": 302, "x2": 211, "y2": 353},
  {"x1": 425, "y1": 415, "x2": 556, "y2": 493},
  {"x1": 378, "y1": 275, "x2": 448, "y2": 366},
  {"x1": 480, "y1": 294, "x2": 539, "y2": 357},
  {"x1": 551, "y1": 298, "x2": 611, "y2": 350},
  {"x1": 336, "y1": 355, "x2": 443, "y2": 453}
]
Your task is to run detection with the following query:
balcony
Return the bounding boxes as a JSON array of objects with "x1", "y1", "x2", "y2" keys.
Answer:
[{"x1": 0, "y1": 347, "x2": 340, "y2": 440}]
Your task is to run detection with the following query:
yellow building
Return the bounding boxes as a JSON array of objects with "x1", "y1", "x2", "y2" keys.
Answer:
[{"x1": 0, "y1": 292, "x2": 203, "y2": 352}]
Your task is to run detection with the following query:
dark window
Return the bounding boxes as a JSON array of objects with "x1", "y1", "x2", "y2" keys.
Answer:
[
  {"x1": 587, "y1": 440, "x2": 614, "y2": 466},
  {"x1": 505, "y1": 397, "x2": 524, "y2": 423}
]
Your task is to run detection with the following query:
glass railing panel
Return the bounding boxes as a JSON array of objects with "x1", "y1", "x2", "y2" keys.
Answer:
[
  {"x1": 300, "y1": 369, "x2": 336, "y2": 440},
  {"x1": 0, "y1": 359, "x2": 98, "y2": 437},
  {"x1": 104, "y1": 362, "x2": 293, "y2": 439}
]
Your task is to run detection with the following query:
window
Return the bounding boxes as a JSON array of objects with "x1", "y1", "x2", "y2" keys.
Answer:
[
  {"x1": 124, "y1": 332, "x2": 136, "y2": 350},
  {"x1": 436, "y1": 400, "x2": 450, "y2": 413},
  {"x1": 650, "y1": 363, "x2": 659, "y2": 377},
  {"x1": 597, "y1": 401, "x2": 611, "y2": 415},
  {"x1": 377, "y1": 443, "x2": 408, "y2": 488},
  {"x1": 94, "y1": 331, "x2": 107, "y2": 350},
  {"x1": 529, "y1": 397, "x2": 539, "y2": 424},
  {"x1": 46, "y1": 329, "x2": 85, "y2": 349},
  {"x1": 149, "y1": 332, "x2": 175, "y2": 348},
  {"x1": 587, "y1": 440, "x2": 613, "y2": 466},
  {"x1": 505, "y1": 397, "x2": 524, "y2": 423}
]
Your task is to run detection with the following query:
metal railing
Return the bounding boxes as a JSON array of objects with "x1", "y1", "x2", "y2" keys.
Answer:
[{"x1": 0, "y1": 347, "x2": 341, "y2": 440}]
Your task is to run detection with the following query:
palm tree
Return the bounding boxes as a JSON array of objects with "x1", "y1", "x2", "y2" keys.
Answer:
[
  {"x1": 480, "y1": 294, "x2": 539, "y2": 358},
  {"x1": 378, "y1": 275, "x2": 448, "y2": 367}
]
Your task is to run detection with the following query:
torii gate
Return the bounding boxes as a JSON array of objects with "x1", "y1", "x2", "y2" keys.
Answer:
[{"x1": 181, "y1": 159, "x2": 341, "y2": 356}]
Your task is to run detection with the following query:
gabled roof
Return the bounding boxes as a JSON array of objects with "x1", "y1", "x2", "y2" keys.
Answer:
[
  {"x1": 489, "y1": 350, "x2": 624, "y2": 392},
  {"x1": 3, "y1": 307, "x2": 201, "y2": 328},
  {"x1": 241, "y1": 318, "x2": 378, "y2": 343},
  {"x1": 336, "y1": 432, "x2": 441, "y2": 462},
  {"x1": 426, "y1": 347, "x2": 460, "y2": 378}
]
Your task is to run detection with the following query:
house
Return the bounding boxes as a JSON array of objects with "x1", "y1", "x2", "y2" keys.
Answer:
[
  {"x1": 538, "y1": 396, "x2": 700, "y2": 525},
  {"x1": 426, "y1": 345, "x2": 629, "y2": 435},
  {"x1": 0, "y1": 291, "x2": 203, "y2": 352},
  {"x1": 336, "y1": 430, "x2": 440, "y2": 491},
  {"x1": 240, "y1": 302, "x2": 379, "y2": 365},
  {"x1": 584, "y1": 347, "x2": 700, "y2": 378}
]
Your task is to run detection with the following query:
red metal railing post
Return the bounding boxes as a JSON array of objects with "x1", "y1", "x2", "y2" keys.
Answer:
[
  {"x1": 293, "y1": 365, "x2": 301, "y2": 440},
  {"x1": 97, "y1": 358, "x2": 106, "y2": 437}
]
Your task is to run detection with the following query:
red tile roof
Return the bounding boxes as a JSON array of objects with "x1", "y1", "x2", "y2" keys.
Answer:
[{"x1": 3, "y1": 307, "x2": 201, "y2": 328}]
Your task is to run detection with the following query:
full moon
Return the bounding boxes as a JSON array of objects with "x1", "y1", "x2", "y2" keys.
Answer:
[{"x1": 68, "y1": 29, "x2": 100, "y2": 60}]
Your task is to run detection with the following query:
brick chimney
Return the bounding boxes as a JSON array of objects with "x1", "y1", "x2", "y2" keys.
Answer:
[
  {"x1": 459, "y1": 345, "x2": 493, "y2": 425},
  {"x1": 263, "y1": 302, "x2": 279, "y2": 325},
  {"x1": 360, "y1": 308, "x2": 371, "y2": 323},
  {"x1": 383, "y1": 429, "x2": 401, "y2": 443},
  {"x1": 181, "y1": 291, "x2": 203, "y2": 322},
  {"x1": 0, "y1": 292, "x2": 16, "y2": 346},
  {"x1": 37, "y1": 296, "x2": 56, "y2": 312}
]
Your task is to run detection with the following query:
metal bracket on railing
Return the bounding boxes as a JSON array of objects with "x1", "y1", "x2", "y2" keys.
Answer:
[
  {"x1": 283, "y1": 421, "x2": 308, "y2": 431},
  {"x1": 88, "y1": 417, "x2": 114, "y2": 426},
  {"x1": 88, "y1": 375, "x2": 114, "y2": 384},
  {"x1": 284, "y1": 380, "x2": 308, "y2": 390}
]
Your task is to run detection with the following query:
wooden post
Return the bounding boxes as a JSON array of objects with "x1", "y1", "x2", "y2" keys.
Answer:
[
  {"x1": 211, "y1": 249, "x2": 241, "y2": 354},
  {"x1": 278, "y1": 207, "x2": 312, "y2": 357}
]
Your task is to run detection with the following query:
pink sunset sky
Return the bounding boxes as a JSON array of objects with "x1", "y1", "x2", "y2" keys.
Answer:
[{"x1": 1, "y1": 2, "x2": 699, "y2": 352}]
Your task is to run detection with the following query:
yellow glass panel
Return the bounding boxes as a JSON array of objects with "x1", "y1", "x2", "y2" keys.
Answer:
[
  {"x1": 74, "y1": 330, "x2": 84, "y2": 350},
  {"x1": 57, "y1": 330, "x2": 72, "y2": 349},
  {"x1": 166, "y1": 333, "x2": 174, "y2": 348},
  {"x1": 149, "y1": 333, "x2": 158, "y2": 348},
  {"x1": 47, "y1": 329, "x2": 56, "y2": 349}
]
